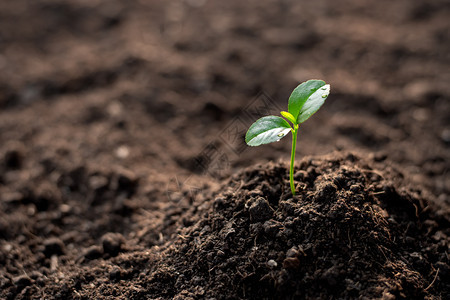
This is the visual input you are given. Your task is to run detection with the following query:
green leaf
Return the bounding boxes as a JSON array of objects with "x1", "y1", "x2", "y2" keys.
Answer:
[
  {"x1": 280, "y1": 111, "x2": 296, "y2": 124},
  {"x1": 245, "y1": 116, "x2": 291, "y2": 146},
  {"x1": 288, "y1": 80, "x2": 326, "y2": 121},
  {"x1": 297, "y1": 83, "x2": 330, "y2": 123}
]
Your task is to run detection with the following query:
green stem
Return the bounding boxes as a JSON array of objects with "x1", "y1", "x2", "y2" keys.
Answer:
[{"x1": 290, "y1": 125, "x2": 298, "y2": 195}]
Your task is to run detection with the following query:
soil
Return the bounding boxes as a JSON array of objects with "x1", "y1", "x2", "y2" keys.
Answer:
[{"x1": 0, "y1": 0, "x2": 449, "y2": 299}]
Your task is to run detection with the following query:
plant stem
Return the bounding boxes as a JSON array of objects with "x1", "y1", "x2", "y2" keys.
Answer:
[{"x1": 290, "y1": 125, "x2": 298, "y2": 195}]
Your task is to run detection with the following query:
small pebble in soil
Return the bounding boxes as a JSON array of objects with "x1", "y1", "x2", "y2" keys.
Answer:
[
  {"x1": 440, "y1": 128, "x2": 450, "y2": 144},
  {"x1": 115, "y1": 145, "x2": 130, "y2": 159},
  {"x1": 3, "y1": 243, "x2": 12, "y2": 252},
  {"x1": 88, "y1": 175, "x2": 109, "y2": 190},
  {"x1": 286, "y1": 247, "x2": 299, "y2": 258},
  {"x1": 267, "y1": 259, "x2": 278, "y2": 268},
  {"x1": 59, "y1": 204, "x2": 71, "y2": 214},
  {"x1": 248, "y1": 197, "x2": 273, "y2": 222}
]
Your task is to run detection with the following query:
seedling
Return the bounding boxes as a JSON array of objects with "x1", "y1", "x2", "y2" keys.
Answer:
[{"x1": 245, "y1": 80, "x2": 330, "y2": 195}]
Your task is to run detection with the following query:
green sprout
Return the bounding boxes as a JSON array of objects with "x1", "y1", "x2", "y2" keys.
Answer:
[{"x1": 245, "y1": 80, "x2": 330, "y2": 195}]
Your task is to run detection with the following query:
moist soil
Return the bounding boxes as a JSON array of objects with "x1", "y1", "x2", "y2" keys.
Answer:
[{"x1": 0, "y1": 0, "x2": 449, "y2": 299}]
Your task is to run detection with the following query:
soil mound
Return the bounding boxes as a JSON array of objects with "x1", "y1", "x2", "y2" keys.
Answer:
[
  {"x1": 21, "y1": 153, "x2": 448, "y2": 299},
  {"x1": 148, "y1": 153, "x2": 448, "y2": 299}
]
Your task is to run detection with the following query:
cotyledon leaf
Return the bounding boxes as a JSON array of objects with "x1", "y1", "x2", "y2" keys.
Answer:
[
  {"x1": 245, "y1": 116, "x2": 291, "y2": 146},
  {"x1": 297, "y1": 84, "x2": 330, "y2": 123},
  {"x1": 288, "y1": 80, "x2": 326, "y2": 121},
  {"x1": 280, "y1": 111, "x2": 297, "y2": 124}
]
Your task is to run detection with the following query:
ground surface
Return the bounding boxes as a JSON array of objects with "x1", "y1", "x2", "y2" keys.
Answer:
[{"x1": 0, "y1": 0, "x2": 449, "y2": 299}]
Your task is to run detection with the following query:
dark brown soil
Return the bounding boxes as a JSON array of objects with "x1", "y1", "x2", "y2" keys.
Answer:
[{"x1": 0, "y1": 0, "x2": 449, "y2": 299}]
